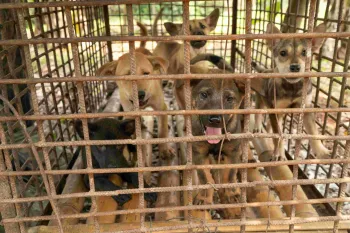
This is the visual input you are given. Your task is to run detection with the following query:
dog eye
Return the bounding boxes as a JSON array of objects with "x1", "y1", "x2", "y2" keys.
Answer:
[
  {"x1": 280, "y1": 50, "x2": 287, "y2": 57},
  {"x1": 200, "y1": 23, "x2": 206, "y2": 29},
  {"x1": 143, "y1": 72, "x2": 150, "y2": 75},
  {"x1": 226, "y1": 96, "x2": 234, "y2": 102},
  {"x1": 200, "y1": 92, "x2": 208, "y2": 99},
  {"x1": 302, "y1": 50, "x2": 306, "y2": 56}
]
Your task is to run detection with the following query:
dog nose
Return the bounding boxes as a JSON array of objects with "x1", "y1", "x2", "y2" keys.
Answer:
[
  {"x1": 194, "y1": 31, "x2": 205, "y2": 35},
  {"x1": 208, "y1": 115, "x2": 222, "y2": 124},
  {"x1": 138, "y1": 90, "x2": 145, "y2": 100},
  {"x1": 290, "y1": 64, "x2": 301, "y2": 72}
]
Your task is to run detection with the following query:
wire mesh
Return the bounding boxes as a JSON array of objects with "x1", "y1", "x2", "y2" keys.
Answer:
[{"x1": 0, "y1": 0, "x2": 349, "y2": 233}]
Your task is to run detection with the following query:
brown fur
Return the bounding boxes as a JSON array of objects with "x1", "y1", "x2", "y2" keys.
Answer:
[
  {"x1": 96, "y1": 23, "x2": 175, "y2": 160},
  {"x1": 251, "y1": 23, "x2": 330, "y2": 160},
  {"x1": 190, "y1": 79, "x2": 243, "y2": 218}
]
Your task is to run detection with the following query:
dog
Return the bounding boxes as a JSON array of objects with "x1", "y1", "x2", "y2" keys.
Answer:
[
  {"x1": 152, "y1": 8, "x2": 220, "y2": 74},
  {"x1": 190, "y1": 78, "x2": 244, "y2": 218},
  {"x1": 74, "y1": 118, "x2": 157, "y2": 206},
  {"x1": 251, "y1": 22, "x2": 330, "y2": 160},
  {"x1": 96, "y1": 23, "x2": 174, "y2": 160}
]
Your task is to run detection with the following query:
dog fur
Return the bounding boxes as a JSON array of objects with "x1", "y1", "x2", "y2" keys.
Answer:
[
  {"x1": 74, "y1": 118, "x2": 157, "y2": 206},
  {"x1": 251, "y1": 23, "x2": 330, "y2": 160},
  {"x1": 96, "y1": 23, "x2": 174, "y2": 160},
  {"x1": 190, "y1": 78, "x2": 244, "y2": 218}
]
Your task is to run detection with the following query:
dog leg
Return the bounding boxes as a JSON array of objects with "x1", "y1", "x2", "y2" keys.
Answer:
[
  {"x1": 269, "y1": 113, "x2": 286, "y2": 161},
  {"x1": 254, "y1": 94, "x2": 265, "y2": 133},
  {"x1": 193, "y1": 154, "x2": 215, "y2": 205},
  {"x1": 303, "y1": 112, "x2": 330, "y2": 158},
  {"x1": 157, "y1": 101, "x2": 175, "y2": 160}
]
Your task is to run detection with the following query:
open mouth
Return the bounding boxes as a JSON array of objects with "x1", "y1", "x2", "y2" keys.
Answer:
[
  {"x1": 190, "y1": 40, "x2": 207, "y2": 48},
  {"x1": 204, "y1": 126, "x2": 222, "y2": 144}
]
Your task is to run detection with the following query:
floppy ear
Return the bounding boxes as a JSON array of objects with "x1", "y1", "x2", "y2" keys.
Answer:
[
  {"x1": 311, "y1": 23, "x2": 326, "y2": 52},
  {"x1": 96, "y1": 61, "x2": 119, "y2": 76},
  {"x1": 74, "y1": 120, "x2": 98, "y2": 139},
  {"x1": 120, "y1": 119, "x2": 135, "y2": 136},
  {"x1": 164, "y1": 22, "x2": 182, "y2": 36},
  {"x1": 205, "y1": 8, "x2": 220, "y2": 31},
  {"x1": 265, "y1": 23, "x2": 281, "y2": 49},
  {"x1": 147, "y1": 56, "x2": 169, "y2": 74}
]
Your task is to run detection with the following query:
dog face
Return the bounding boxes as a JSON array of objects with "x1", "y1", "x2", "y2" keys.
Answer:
[
  {"x1": 265, "y1": 23, "x2": 326, "y2": 83},
  {"x1": 191, "y1": 79, "x2": 241, "y2": 144},
  {"x1": 164, "y1": 8, "x2": 220, "y2": 49},
  {"x1": 96, "y1": 52, "x2": 168, "y2": 108}
]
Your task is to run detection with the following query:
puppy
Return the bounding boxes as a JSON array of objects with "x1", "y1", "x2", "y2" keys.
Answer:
[
  {"x1": 74, "y1": 118, "x2": 157, "y2": 206},
  {"x1": 96, "y1": 23, "x2": 173, "y2": 160},
  {"x1": 152, "y1": 8, "x2": 220, "y2": 74},
  {"x1": 252, "y1": 23, "x2": 330, "y2": 160},
  {"x1": 190, "y1": 78, "x2": 243, "y2": 218}
]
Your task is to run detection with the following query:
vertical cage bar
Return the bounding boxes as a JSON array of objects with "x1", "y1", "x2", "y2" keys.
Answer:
[
  {"x1": 64, "y1": 6, "x2": 100, "y2": 233},
  {"x1": 230, "y1": 0, "x2": 238, "y2": 70},
  {"x1": 103, "y1": 5, "x2": 113, "y2": 62},
  {"x1": 126, "y1": 4, "x2": 146, "y2": 232},
  {"x1": 182, "y1": 1, "x2": 194, "y2": 232},
  {"x1": 241, "y1": 0, "x2": 252, "y2": 232},
  {"x1": 289, "y1": 0, "x2": 317, "y2": 232}
]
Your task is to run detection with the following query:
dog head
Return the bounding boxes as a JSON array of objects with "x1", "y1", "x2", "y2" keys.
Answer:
[
  {"x1": 191, "y1": 79, "x2": 241, "y2": 144},
  {"x1": 96, "y1": 52, "x2": 168, "y2": 108},
  {"x1": 164, "y1": 8, "x2": 220, "y2": 49},
  {"x1": 74, "y1": 118, "x2": 136, "y2": 168},
  {"x1": 265, "y1": 23, "x2": 326, "y2": 83}
]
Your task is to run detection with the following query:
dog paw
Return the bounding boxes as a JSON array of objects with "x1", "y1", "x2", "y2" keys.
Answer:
[
  {"x1": 220, "y1": 188, "x2": 241, "y2": 203},
  {"x1": 270, "y1": 153, "x2": 286, "y2": 162},
  {"x1": 145, "y1": 192, "x2": 157, "y2": 203},
  {"x1": 114, "y1": 194, "x2": 132, "y2": 207},
  {"x1": 194, "y1": 192, "x2": 214, "y2": 205},
  {"x1": 315, "y1": 146, "x2": 332, "y2": 159},
  {"x1": 159, "y1": 144, "x2": 176, "y2": 160},
  {"x1": 253, "y1": 125, "x2": 263, "y2": 133}
]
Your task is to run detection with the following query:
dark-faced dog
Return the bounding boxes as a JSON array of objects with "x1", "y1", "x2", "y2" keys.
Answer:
[
  {"x1": 75, "y1": 118, "x2": 157, "y2": 206},
  {"x1": 190, "y1": 79, "x2": 243, "y2": 218},
  {"x1": 251, "y1": 23, "x2": 330, "y2": 160}
]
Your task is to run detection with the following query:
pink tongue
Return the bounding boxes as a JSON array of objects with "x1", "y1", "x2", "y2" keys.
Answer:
[{"x1": 205, "y1": 127, "x2": 222, "y2": 144}]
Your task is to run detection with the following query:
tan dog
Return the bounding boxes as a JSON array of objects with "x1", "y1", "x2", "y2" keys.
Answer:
[
  {"x1": 251, "y1": 23, "x2": 330, "y2": 160},
  {"x1": 96, "y1": 23, "x2": 173, "y2": 159},
  {"x1": 152, "y1": 8, "x2": 220, "y2": 74}
]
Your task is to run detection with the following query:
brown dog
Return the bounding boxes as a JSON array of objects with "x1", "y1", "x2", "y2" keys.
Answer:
[
  {"x1": 96, "y1": 23, "x2": 173, "y2": 159},
  {"x1": 152, "y1": 8, "x2": 220, "y2": 74},
  {"x1": 251, "y1": 23, "x2": 330, "y2": 160},
  {"x1": 190, "y1": 78, "x2": 243, "y2": 218}
]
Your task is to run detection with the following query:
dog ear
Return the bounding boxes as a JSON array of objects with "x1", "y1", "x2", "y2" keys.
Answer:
[
  {"x1": 74, "y1": 120, "x2": 98, "y2": 139},
  {"x1": 205, "y1": 8, "x2": 220, "y2": 31},
  {"x1": 96, "y1": 61, "x2": 119, "y2": 76},
  {"x1": 311, "y1": 23, "x2": 326, "y2": 52},
  {"x1": 148, "y1": 56, "x2": 169, "y2": 74},
  {"x1": 265, "y1": 23, "x2": 281, "y2": 49},
  {"x1": 164, "y1": 22, "x2": 182, "y2": 36},
  {"x1": 120, "y1": 119, "x2": 135, "y2": 136}
]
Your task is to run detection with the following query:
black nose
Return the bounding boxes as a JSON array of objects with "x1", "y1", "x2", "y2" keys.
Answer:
[
  {"x1": 290, "y1": 64, "x2": 301, "y2": 72},
  {"x1": 194, "y1": 31, "x2": 205, "y2": 35},
  {"x1": 208, "y1": 115, "x2": 222, "y2": 124},
  {"x1": 138, "y1": 90, "x2": 145, "y2": 100}
]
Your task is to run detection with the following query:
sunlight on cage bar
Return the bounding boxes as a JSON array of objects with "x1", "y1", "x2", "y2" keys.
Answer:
[{"x1": 0, "y1": 0, "x2": 349, "y2": 233}]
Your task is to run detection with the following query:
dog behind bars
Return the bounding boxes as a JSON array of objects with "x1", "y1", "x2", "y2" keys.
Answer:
[{"x1": 251, "y1": 22, "x2": 330, "y2": 161}]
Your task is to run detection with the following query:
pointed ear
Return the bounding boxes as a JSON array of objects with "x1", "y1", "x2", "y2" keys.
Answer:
[
  {"x1": 265, "y1": 23, "x2": 281, "y2": 49},
  {"x1": 147, "y1": 56, "x2": 169, "y2": 74},
  {"x1": 74, "y1": 120, "x2": 98, "y2": 139},
  {"x1": 120, "y1": 119, "x2": 135, "y2": 136},
  {"x1": 164, "y1": 22, "x2": 182, "y2": 36},
  {"x1": 96, "y1": 61, "x2": 119, "y2": 76},
  {"x1": 205, "y1": 8, "x2": 220, "y2": 31},
  {"x1": 311, "y1": 23, "x2": 326, "y2": 52}
]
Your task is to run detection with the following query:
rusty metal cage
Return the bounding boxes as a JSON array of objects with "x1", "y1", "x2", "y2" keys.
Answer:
[{"x1": 0, "y1": 0, "x2": 349, "y2": 233}]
